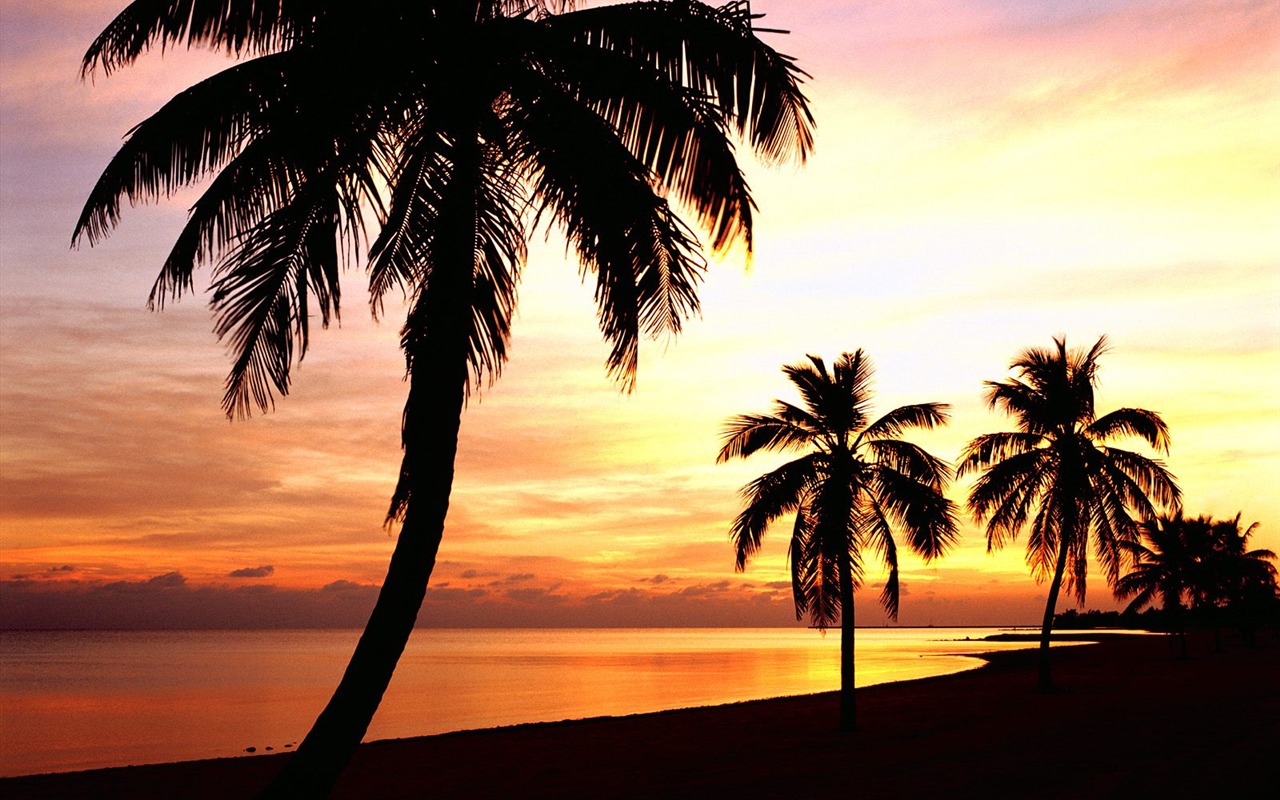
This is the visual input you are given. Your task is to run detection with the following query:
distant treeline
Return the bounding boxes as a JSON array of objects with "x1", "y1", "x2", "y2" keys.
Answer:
[{"x1": 1056, "y1": 600, "x2": 1280, "y2": 636}]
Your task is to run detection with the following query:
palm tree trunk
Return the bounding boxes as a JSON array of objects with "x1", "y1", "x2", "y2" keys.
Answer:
[
  {"x1": 838, "y1": 553, "x2": 856, "y2": 732},
  {"x1": 1038, "y1": 536, "x2": 1071, "y2": 692},
  {"x1": 261, "y1": 137, "x2": 479, "y2": 798},
  {"x1": 259, "y1": 353, "x2": 467, "y2": 797},
  {"x1": 258, "y1": 321, "x2": 470, "y2": 797}
]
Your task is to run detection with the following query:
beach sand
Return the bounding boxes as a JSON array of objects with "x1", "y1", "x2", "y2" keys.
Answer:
[{"x1": 3, "y1": 632, "x2": 1275, "y2": 799}]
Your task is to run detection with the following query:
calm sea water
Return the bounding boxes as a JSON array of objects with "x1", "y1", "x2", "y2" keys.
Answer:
[{"x1": 0, "y1": 627, "x2": 1043, "y2": 777}]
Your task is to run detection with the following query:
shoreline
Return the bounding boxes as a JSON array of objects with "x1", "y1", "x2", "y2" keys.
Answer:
[{"x1": 3, "y1": 632, "x2": 1275, "y2": 798}]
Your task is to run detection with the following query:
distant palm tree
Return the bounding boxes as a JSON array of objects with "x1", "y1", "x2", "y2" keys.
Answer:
[
  {"x1": 718, "y1": 351, "x2": 959, "y2": 731},
  {"x1": 75, "y1": 1, "x2": 814, "y2": 795},
  {"x1": 1116, "y1": 513, "x2": 1213, "y2": 658},
  {"x1": 1203, "y1": 514, "x2": 1277, "y2": 647},
  {"x1": 958, "y1": 336, "x2": 1180, "y2": 691}
]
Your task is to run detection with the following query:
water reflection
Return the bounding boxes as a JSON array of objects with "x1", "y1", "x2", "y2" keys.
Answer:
[{"x1": 1, "y1": 627, "x2": 1059, "y2": 776}]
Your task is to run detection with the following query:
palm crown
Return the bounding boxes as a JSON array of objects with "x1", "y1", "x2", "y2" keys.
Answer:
[
  {"x1": 718, "y1": 351, "x2": 959, "y2": 624},
  {"x1": 74, "y1": 0, "x2": 814, "y2": 416},
  {"x1": 959, "y1": 336, "x2": 1180, "y2": 599}
]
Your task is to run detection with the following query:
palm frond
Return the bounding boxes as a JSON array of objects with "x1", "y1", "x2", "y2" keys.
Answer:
[
  {"x1": 1083, "y1": 467, "x2": 1135, "y2": 585},
  {"x1": 868, "y1": 466, "x2": 959, "y2": 562},
  {"x1": 861, "y1": 402, "x2": 950, "y2": 442},
  {"x1": 81, "y1": 0, "x2": 325, "y2": 76},
  {"x1": 862, "y1": 438, "x2": 953, "y2": 493},
  {"x1": 979, "y1": 459, "x2": 1054, "y2": 553},
  {"x1": 716, "y1": 412, "x2": 814, "y2": 462},
  {"x1": 1026, "y1": 497, "x2": 1063, "y2": 583},
  {"x1": 149, "y1": 130, "x2": 314, "y2": 309},
  {"x1": 1098, "y1": 446, "x2": 1181, "y2": 515},
  {"x1": 807, "y1": 474, "x2": 860, "y2": 586},
  {"x1": 553, "y1": 0, "x2": 814, "y2": 165},
  {"x1": 73, "y1": 51, "x2": 301, "y2": 247},
  {"x1": 772, "y1": 399, "x2": 820, "y2": 432},
  {"x1": 789, "y1": 504, "x2": 841, "y2": 629},
  {"x1": 787, "y1": 505, "x2": 812, "y2": 622},
  {"x1": 508, "y1": 69, "x2": 705, "y2": 386},
  {"x1": 858, "y1": 499, "x2": 901, "y2": 619},
  {"x1": 1067, "y1": 506, "x2": 1091, "y2": 601},
  {"x1": 967, "y1": 447, "x2": 1053, "y2": 524},
  {"x1": 210, "y1": 186, "x2": 339, "y2": 418},
  {"x1": 729, "y1": 453, "x2": 820, "y2": 570},
  {"x1": 464, "y1": 146, "x2": 528, "y2": 385},
  {"x1": 367, "y1": 128, "x2": 449, "y2": 311},
  {"x1": 956, "y1": 431, "x2": 1043, "y2": 477},
  {"x1": 1087, "y1": 407, "x2": 1172, "y2": 454},
  {"x1": 781, "y1": 357, "x2": 830, "y2": 423},
  {"x1": 532, "y1": 27, "x2": 756, "y2": 256}
]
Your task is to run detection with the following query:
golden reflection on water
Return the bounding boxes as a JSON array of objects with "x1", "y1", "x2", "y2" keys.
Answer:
[{"x1": 1, "y1": 627, "x2": 1053, "y2": 776}]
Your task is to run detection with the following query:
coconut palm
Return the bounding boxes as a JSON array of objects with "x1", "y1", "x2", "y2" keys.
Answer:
[
  {"x1": 717, "y1": 351, "x2": 959, "y2": 731},
  {"x1": 958, "y1": 336, "x2": 1180, "y2": 691},
  {"x1": 1203, "y1": 514, "x2": 1277, "y2": 647},
  {"x1": 1116, "y1": 513, "x2": 1214, "y2": 658},
  {"x1": 75, "y1": 1, "x2": 814, "y2": 794}
]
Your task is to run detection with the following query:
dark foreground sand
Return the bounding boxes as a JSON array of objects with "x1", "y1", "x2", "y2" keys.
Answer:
[{"x1": 3, "y1": 633, "x2": 1276, "y2": 799}]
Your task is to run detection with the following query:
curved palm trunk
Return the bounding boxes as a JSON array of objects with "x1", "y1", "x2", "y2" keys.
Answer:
[
  {"x1": 261, "y1": 143, "x2": 479, "y2": 798},
  {"x1": 259, "y1": 322, "x2": 470, "y2": 798},
  {"x1": 838, "y1": 553, "x2": 856, "y2": 732},
  {"x1": 1038, "y1": 536, "x2": 1071, "y2": 692}
]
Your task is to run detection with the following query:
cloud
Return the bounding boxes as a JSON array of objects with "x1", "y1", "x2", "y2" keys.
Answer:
[
  {"x1": 99, "y1": 571, "x2": 187, "y2": 593},
  {"x1": 0, "y1": 574, "x2": 379, "y2": 629},
  {"x1": 322, "y1": 579, "x2": 372, "y2": 593},
  {"x1": 228, "y1": 565, "x2": 275, "y2": 579},
  {"x1": 488, "y1": 573, "x2": 536, "y2": 587}
]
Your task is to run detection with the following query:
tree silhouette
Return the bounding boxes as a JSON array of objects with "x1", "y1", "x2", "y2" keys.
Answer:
[
  {"x1": 1117, "y1": 512, "x2": 1277, "y2": 652},
  {"x1": 1202, "y1": 514, "x2": 1277, "y2": 647},
  {"x1": 717, "y1": 351, "x2": 959, "y2": 730},
  {"x1": 958, "y1": 336, "x2": 1180, "y2": 691},
  {"x1": 1115, "y1": 513, "x2": 1213, "y2": 658},
  {"x1": 74, "y1": 1, "x2": 813, "y2": 795}
]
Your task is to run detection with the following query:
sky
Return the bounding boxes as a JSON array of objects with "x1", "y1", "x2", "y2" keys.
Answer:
[{"x1": 1, "y1": 0, "x2": 1277, "y2": 629}]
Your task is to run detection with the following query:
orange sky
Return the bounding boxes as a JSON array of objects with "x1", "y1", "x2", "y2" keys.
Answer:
[{"x1": 1, "y1": 0, "x2": 1277, "y2": 628}]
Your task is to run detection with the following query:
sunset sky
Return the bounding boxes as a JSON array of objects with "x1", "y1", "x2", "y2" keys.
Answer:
[{"x1": 1, "y1": 0, "x2": 1277, "y2": 629}]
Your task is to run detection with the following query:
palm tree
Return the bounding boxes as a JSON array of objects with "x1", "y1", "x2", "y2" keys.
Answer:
[
  {"x1": 1115, "y1": 513, "x2": 1214, "y2": 658},
  {"x1": 75, "y1": 1, "x2": 814, "y2": 795},
  {"x1": 717, "y1": 351, "x2": 959, "y2": 731},
  {"x1": 958, "y1": 336, "x2": 1180, "y2": 691},
  {"x1": 1203, "y1": 514, "x2": 1277, "y2": 647}
]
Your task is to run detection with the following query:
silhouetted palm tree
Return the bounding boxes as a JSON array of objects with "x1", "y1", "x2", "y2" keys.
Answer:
[
  {"x1": 1203, "y1": 514, "x2": 1277, "y2": 647},
  {"x1": 1116, "y1": 513, "x2": 1213, "y2": 658},
  {"x1": 958, "y1": 336, "x2": 1180, "y2": 691},
  {"x1": 75, "y1": 1, "x2": 813, "y2": 794},
  {"x1": 718, "y1": 351, "x2": 959, "y2": 731}
]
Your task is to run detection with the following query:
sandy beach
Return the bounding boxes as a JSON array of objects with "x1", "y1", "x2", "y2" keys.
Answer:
[{"x1": 3, "y1": 632, "x2": 1275, "y2": 799}]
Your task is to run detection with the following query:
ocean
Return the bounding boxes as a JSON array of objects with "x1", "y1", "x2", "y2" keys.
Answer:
[{"x1": 0, "y1": 627, "x2": 1045, "y2": 777}]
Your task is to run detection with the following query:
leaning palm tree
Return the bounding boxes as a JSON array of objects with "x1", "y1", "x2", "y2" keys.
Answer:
[
  {"x1": 958, "y1": 336, "x2": 1181, "y2": 691},
  {"x1": 717, "y1": 351, "x2": 959, "y2": 731},
  {"x1": 75, "y1": 1, "x2": 814, "y2": 795}
]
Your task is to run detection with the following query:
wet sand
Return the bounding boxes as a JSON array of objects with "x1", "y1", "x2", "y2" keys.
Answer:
[{"x1": 3, "y1": 632, "x2": 1275, "y2": 799}]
